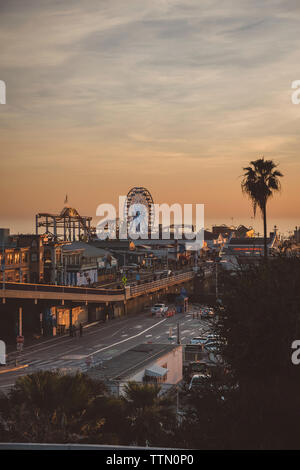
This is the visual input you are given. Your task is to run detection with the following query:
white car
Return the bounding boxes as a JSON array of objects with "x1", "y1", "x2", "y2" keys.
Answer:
[
  {"x1": 151, "y1": 303, "x2": 168, "y2": 316},
  {"x1": 190, "y1": 337, "x2": 207, "y2": 345},
  {"x1": 188, "y1": 373, "x2": 210, "y2": 390}
]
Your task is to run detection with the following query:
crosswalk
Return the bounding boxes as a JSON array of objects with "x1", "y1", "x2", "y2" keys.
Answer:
[{"x1": 1, "y1": 304, "x2": 216, "y2": 382}]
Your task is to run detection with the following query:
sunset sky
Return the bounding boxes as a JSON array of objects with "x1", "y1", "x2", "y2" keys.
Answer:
[{"x1": 1, "y1": 0, "x2": 300, "y2": 235}]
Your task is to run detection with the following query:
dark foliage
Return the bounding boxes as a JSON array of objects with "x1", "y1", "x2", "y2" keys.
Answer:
[{"x1": 182, "y1": 257, "x2": 300, "y2": 449}]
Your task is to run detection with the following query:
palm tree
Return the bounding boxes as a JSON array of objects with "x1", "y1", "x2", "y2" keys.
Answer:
[
  {"x1": 122, "y1": 382, "x2": 177, "y2": 446},
  {"x1": 241, "y1": 157, "x2": 283, "y2": 259},
  {"x1": 0, "y1": 370, "x2": 107, "y2": 443}
]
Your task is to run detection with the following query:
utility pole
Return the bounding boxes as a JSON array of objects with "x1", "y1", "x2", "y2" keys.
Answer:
[
  {"x1": 177, "y1": 322, "x2": 180, "y2": 344},
  {"x1": 19, "y1": 307, "x2": 22, "y2": 337},
  {"x1": 15, "y1": 306, "x2": 23, "y2": 365},
  {"x1": 176, "y1": 386, "x2": 180, "y2": 416}
]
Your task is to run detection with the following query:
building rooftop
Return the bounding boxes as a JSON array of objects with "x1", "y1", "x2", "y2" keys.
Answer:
[
  {"x1": 92, "y1": 240, "x2": 131, "y2": 250},
  {"x1": 228, "y1": 237, "x2": 270, "y2": 246},
  {"x1": 204, "y1": 230, "x2": 215, "y2": 241},
  {"x1": 61, "y1": 241, "x2": 113, "y2": 258},
  {"x1": 87, "y1": 343, "x2": 181, "y2": 382}
]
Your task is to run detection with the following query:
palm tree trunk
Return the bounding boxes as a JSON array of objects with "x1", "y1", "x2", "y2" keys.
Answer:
[{"x1": 263, "y1": 203, "x2": 268, "y2": 260}]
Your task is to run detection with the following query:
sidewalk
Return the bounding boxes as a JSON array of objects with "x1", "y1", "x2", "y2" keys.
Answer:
[
  {"x1": 5, "y1": 320, "x2": 104, "y2": 354},
  {"x1": 4, "y1": 311, "x2": 145, "y2": 356}
]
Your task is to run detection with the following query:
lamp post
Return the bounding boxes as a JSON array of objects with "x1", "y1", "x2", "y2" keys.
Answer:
[{"x1": 207, "y1": 256, "x2": 227, "y2": 304}]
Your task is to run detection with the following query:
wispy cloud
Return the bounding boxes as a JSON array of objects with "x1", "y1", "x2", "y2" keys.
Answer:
[{"x1": 0, "y1": 0, "x2": 299, "y2": 222}]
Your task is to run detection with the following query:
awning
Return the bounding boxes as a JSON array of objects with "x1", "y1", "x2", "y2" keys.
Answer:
[{"x1": 145, "y1": 365, "x2": 168, "y2": 378}]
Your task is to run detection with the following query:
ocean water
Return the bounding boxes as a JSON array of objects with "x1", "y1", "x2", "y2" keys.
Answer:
[{"x1": 1, "y1": 216, "x2": 299, "y2": 239}]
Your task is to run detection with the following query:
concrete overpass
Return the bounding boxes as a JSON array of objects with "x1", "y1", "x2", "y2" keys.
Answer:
[
  {"x1": 0, "y1": 271, "x2": 195, "y2": 304},
  {"x1": 0, "y1": 282, "x2": 125, "y2": 303}
]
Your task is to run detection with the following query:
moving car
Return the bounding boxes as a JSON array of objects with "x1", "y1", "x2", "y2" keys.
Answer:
[
  {"x1": 151, "y1": 303, "x2": 169, "y2": 316},
  {"x1": 200, "y1": 307, "x2": 215, "y2": 317}
]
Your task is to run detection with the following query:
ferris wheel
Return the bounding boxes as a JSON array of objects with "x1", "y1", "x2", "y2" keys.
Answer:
[{"x1": 124, "y1": 186, "x2": 154, "y2": 235}]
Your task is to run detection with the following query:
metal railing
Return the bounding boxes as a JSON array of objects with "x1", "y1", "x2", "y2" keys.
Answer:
[
  {"x1": 0, "y1": 281, "x2": 124, "y2": 297},
  {"x1": 0, "y1": 271, "x2": 195, "y2": 301},
  {"x1": 129, "y1": 271, "x2": 194, "y2": 297}
]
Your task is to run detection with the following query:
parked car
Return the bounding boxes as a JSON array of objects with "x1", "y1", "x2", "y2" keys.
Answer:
[
  {"x1": 151, "y1": 303, "x2": 169, "y2": 316},
  {"x1": 204, "y1": 340, "x2": 223, "y2": 352},
  {"x1": 188, "y1": 373, "x2": 211, "y2": 391},
  {"x1": 190, "y1": 337, "x2": 208, "y2": 345},
  {"x1": 205, "y1": 334, "x2": 219, "y2": 341}
]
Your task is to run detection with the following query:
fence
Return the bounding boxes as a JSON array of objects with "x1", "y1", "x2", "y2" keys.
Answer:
[{"x1": 129, "y1": 271, "x2": 194, "y2": 298}]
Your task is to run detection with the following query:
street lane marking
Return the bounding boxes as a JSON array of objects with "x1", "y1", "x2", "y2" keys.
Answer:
[
  {"x1": 0, "y1": 364, "x2": 28, "y2": 374},
  {"x1": 8, "y1": 313, "x2": 152, "y2": 358},
  {"x1": 0, "y1": 383, "x2": 15, "y2": 389},
  {"x1": 89, "y1": 319, "x2": 167, "y2": 357}
]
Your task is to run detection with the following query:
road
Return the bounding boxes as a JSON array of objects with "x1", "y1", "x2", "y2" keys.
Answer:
[{"x1": 0, "y1": 303, "x2": 215, "y2": 392}]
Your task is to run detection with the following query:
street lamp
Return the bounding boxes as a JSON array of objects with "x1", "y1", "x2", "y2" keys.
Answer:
[{"x1": 206, "y1": 256, "x2": 227, "y2": 304}]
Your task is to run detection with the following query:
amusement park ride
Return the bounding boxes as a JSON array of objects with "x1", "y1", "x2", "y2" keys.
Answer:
[
  {"x1": 35, "y1": 187, "x2": 155, "y2": 242},
  {"x1": 36, "y1": 187, "x2": 191, "y2": 242},
  {"x1": 35, "y1": 195, "x2": 93, "y2": 242},
  {"x1": 124, "y1": 186, "x2": 155, "y2": 237}
]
